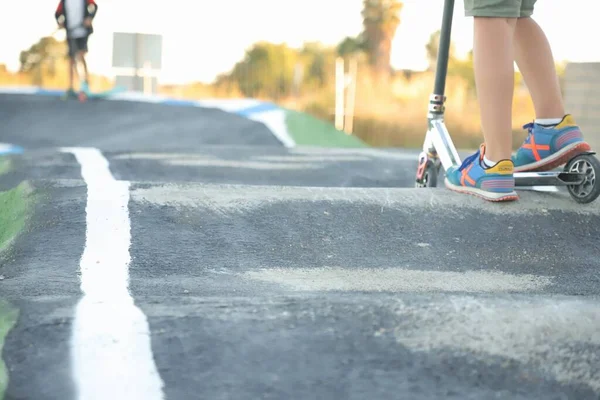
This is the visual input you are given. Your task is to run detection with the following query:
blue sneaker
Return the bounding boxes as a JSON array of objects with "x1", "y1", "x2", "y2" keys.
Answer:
[
  {"x1": 80, "y1": 81, "x2": 90, "y2": 95},
  {"x1": 445, "y1": 144, "x2": 518, "y2": 202},
  {"x1": 63, "y1": 88, "x2": 77, "y2": 98},
  {"x1": 513, "y1": 114, "x2": 590, "y2": 172}
]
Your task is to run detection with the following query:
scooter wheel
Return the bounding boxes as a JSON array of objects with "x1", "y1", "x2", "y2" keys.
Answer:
[
  {"x1": 415, "y1": 159, "x2": 439, "y2": 188},
  {"x1": 565, "y1": 153, "x2": 600, "y2": 204}
]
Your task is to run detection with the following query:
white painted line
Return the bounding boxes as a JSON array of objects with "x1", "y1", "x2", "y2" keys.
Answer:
[
  {"x1": 247, "y1": 109, "x2": 296, "y2": 148},
  {"x1": 0, "y1": 143, "x2": 23, "y2": 155},
  {"x1": 109, "y1": 92, "x2": 168, "y2": 103},
  {"x1": 0, "y1": 86, "x2": 39, "y2": 94},
  {"x1": 196, "y1": 98, "x2": 262, "y2": 112},
  {"x1": 254, "y1": 155, "x2": 371, "y2": 162},
  {"x1": 165, "y1": 158, "x2": 321, "y2": 170},
  {"x1": 531, "y1": 186, "x2": 560, "y2": 193},
  {"x1": 291, "y1": 147, "x2": 418, "y2": 161},
  {"x1": 61, "y1": 147, "x2": 165, "y2": 400},
  {"x1": 516, "y1": 185, "x2": 560, "y2": 193}
]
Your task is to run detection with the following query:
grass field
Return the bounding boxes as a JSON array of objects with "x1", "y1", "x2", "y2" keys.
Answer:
[
  {"x1": 0, "y1": 159, "x2": 34, "y2": 400},
  {"x1": 0, "y1": 302, "x2": 18, "y2": 400},
  {"x1": 285, "y1": 109, "x2": 368, "y2": 147}
]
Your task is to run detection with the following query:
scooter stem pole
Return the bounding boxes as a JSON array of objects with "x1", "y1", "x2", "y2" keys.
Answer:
[{"x1": 433, "y1": 0, "x2": 455, "y2": 97}]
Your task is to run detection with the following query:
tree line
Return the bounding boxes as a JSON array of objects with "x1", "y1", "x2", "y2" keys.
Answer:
[{"x1": 15, "y1": 0, "x2": 477, "y2": 97}]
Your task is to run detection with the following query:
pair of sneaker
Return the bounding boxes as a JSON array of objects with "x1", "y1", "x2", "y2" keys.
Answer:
[
  {"x1": 64, "y1": 82, "x2": 90, "y2": 97},
  {"x1": 444, "y1": 114, "x2": 591, "y2": 202}
]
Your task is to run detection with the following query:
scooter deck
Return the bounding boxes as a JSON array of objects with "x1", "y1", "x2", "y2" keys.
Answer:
[
  {"x1": 84, "y1": 86, "x2": 126, "y2": 99},
  {"x1": 63, "y1": 86, "x2": 126, "y2": 102},
  {"x1": 515, "y1": 170, "x2": 587, "y2": 187}
]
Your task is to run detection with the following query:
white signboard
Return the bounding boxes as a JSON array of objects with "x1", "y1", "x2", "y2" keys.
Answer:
[{"x1": 112, "y1": 32, "x2": 163, "y2": 92}]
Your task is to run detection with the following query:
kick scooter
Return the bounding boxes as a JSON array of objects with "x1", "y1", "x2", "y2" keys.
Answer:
[{"x1": 415, "y1": 0, "x2": 600, "y2": 204}]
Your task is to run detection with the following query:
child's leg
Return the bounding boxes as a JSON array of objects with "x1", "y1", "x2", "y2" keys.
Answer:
[
  {"x1": 77, "y1": 37, "x2": 90, "y2": 91},
  {"x1": 514, "y1": 17, "x2": 564, "y2": 119},
  {"x1": 472, "y1": 17, "x2": 517, "y2": 163},
  {"x1": 69, "y1": 57, "x2": 79, "y2": 92},
  {"x1": 78, "y1": 52, "x2": 89, "y2": 84},
  {"x1": 66, "y1": 38, "x2": 77, "y2": 92},
  {"x1": 444, "y1": 1, "x2": 520, "y2": 202},
  {"x1": 511, "y1": 4, "x2": 590, "y2": 172}
]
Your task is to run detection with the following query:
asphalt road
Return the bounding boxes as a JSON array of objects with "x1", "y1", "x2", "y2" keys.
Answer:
[
  {"x1": 0, "y1": 94, "x2": 281, "y2": 150},
  {"x1": 1, "y1": 93, "x2": 600, "y2": 400}
]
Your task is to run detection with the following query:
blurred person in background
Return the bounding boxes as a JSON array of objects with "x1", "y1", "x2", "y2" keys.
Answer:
[{"x1": 55, "y1": 0, "x2": 98, "y2": 96}]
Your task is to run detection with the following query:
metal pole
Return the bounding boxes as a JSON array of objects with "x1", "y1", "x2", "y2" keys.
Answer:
[
  {"x1": 433, "y1": 0, "x2": 455, "y2": 97},
  {"x1": 344, "y1": 56, "x2": 358, "y2": 135},
  {"x1": 143, "y1": 61, "x2": 152, "y2": 95},
  {"x1": 335, "y1": 57, "x2": 345, "y2": 131},
  {"x1": 135, "y1": 33, "x2": 141, "y2": 91}
]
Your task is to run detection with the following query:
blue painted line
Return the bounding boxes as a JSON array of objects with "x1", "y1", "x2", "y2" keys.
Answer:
[
  {"x1": 235, "y1": 102, "x2": 279, "y2": 117},
  {"x1": 0, "y1": 144, "x2": 24, "y2": 155},
  {"x1": 2, "y1": 86, "x2": 282, "y2": 119},
  {"x1": 36, "y1": 88, "x2": 64, "y2": 97},
  {"x1": 161, "y1": 99, "x2": 197, "y2": 107}
]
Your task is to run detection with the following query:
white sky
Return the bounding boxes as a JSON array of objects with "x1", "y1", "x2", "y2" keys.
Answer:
[{"x1": 0, "y1": 0, "x2": 595, "y2": 84}]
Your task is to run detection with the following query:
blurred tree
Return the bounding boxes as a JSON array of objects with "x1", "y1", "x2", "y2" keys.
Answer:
[
  {"x1": 337, "y1": 36, "x2": 364, "y2": 58},
  {"x1": 229, "y1": 42, "x2": 299, "y2": 99},
  {"x1": 222, "y1": 41, "x2": 340, "y2": 99},
  {"x1": 19, "y1": 36, "x2": 66, "y2": 85},
  {"x1": 361, "y1": 0, "x2": 403, "y2": 78},
  {"x1": 425, "y1": 29, "x2": 456, "y2": 71},
  {"x1": 424, "y1": 30, "x2": 475, "y2": 93},
  {"x1": 448, "y1": 50, "x2": 475, "y2": 93},
  {"x1": 300, "y1": 42, "x2": 336, "y2": 89}
]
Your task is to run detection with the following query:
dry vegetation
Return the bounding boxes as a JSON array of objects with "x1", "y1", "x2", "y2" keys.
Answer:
[{"x1": 283, "y1": 67, "x2": 538, "y2": 150}]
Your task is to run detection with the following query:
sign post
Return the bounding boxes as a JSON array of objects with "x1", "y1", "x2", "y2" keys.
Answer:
[
  {"x1": 112, "y1": 32, "x2": 163, "y2": 94},
  {"x1": 335, "y1": 57, "x2": 345, "y2": 131}
]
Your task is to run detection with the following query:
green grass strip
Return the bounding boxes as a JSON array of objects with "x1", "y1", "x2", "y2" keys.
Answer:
[
  {"x1": 284, "y1": 109, "x2": 368, "y2": 148},
  {"x1": 0, "y1": 182, "x2": 31, "y2": 253},
  {"x1": 0, "y1": 159, "x2": 33, "y2": 399},
  {"x1": 0, "y1": 301, "x2": 18, "y2": 400},
  {"x1": 0, "y1": 159, "x2": 10, "y2": 176}
]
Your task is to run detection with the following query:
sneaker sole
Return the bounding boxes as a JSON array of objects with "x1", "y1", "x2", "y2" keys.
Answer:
[
  {"x1": 514, "y1": 142, "x2": 592, "y2": 172},
  {"x1": 444, "y1": 178, "x2": 519, "y2": 202}
]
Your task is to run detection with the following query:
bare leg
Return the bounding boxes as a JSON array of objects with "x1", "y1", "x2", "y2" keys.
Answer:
[
  {"x1": 79, "y1": 52, "x2": 89, "y2": 84},
  {"x1": 514, "y1": 17, "x2": 564, "y2": 119},
  {"x1": 472, "y1": 17, "x2": 517, "y2": 162},
  {"x1": 69, "y1": 58, "x2": 77, "y2": 90}
]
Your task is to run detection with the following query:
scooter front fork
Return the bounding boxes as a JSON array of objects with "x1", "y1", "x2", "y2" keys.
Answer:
[
  {"x1": 415, "y1": 94, "x2": 455, "y2": 187},
  {"x1": 415, "y1": 149, "x2": 440, "y2": 187}
]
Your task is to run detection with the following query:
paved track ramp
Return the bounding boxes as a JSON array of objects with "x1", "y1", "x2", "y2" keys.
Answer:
[{"x1": 1, "y1": 92, "x2": 600, "y2": 400}]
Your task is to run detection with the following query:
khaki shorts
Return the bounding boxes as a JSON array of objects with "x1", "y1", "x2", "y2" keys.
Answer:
[{"x1": 464, "y1": 0, "x2": 537, "y2": 17}]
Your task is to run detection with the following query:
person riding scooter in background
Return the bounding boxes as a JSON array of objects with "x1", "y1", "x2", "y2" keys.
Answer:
[{"x1": 55, "y1": 0, "x2": 98, "y2": 97}]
